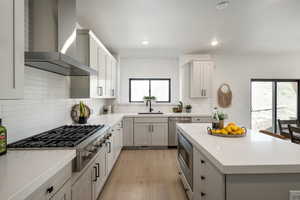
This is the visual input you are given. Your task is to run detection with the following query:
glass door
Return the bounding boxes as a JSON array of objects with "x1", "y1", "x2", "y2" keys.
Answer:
[
  {"x1": 251, "y1": 79, "x2": 299, "y2": 133},
  {"x1": 277, "y1": 81, "x2": 298, "y2": 125},
  {"x1": 251, "y1": 81, "x2": 274, "y2": 132}
]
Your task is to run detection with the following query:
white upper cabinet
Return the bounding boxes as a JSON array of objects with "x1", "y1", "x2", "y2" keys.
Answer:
[
  {"x1": 0, "y1": 0, "x2": 24, "y2": 99},
  {"x1": 105, "y1": 55, "x2": 112, "y2": 97},
  {"x1": 111, "y1": 58, "x2": 117, "y2": 97},
  {"x1": 73, "y1": 29, "x2": 118, "y2": 99},
  {"x1": 190, "y1": 61, "x2": 213, "y2": 98}
]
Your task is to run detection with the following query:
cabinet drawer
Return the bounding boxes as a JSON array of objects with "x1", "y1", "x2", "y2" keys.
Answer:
[
  {"x1": 192, "y1": 117, "x2": 212, "y2": 123},
  {"x1": 194, "y1": 149, "x2": 225, "y2": 200},
  {"x1": 134, "y1": 117, "x2": 168, "y2": 123},
  {"x1": 27, "y1": 163, "x2": 72, "y2": 200}
]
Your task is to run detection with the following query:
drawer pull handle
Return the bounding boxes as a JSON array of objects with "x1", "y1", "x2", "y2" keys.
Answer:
[
  {"x1": 46, "y1": 186, "x2": 54, "y2": 194},
  {"x1": 201, "y1": 176, "x2": 206, "y2": 180},
  {"x1": 201, "y1": 192, "x2": 206, "y2": 197},
  {"x1": 93, "y1": 166, "x2": 98, "y2": 182},
  {"x1": 201, "y1": 160, "x2": 205, "y2": 164}
]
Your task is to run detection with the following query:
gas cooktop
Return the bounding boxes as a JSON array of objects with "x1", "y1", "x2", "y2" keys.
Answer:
[{"x1": 8, "y1": 125, "x2": 105, "y2": 148}]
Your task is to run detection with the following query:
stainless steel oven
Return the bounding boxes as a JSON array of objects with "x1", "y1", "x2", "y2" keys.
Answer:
[{"x1": 177, "y1": 130, "x2": 193, "y2": 190}]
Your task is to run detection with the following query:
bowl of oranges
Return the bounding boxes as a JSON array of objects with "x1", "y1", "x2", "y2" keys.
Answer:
[{"x1": 207, "y1": 122, "x2": 247, "y2": 137}]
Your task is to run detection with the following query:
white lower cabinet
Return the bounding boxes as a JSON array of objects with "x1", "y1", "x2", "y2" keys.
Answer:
[
  {"x1": 193, "y1": 148, "x2": 225, "y2": 200},
  {"x1": 151, "y1": 123, "x2": 168, "y2": 146},
  {"x1": 50, "y1": 180, "x2": 71, "y2": 200},
  {"x1": 134, "y1": 118, "x2": 168, "y2": 146},
  {"x1": 92, "y1": 148, "x2": 107, "y2": 200},
  {"x1": 71, "y1": 163, "x2": 93, "y2": 200},
  {"x1": 123, "y1": 118, "x2": 134, "y2": 147},
  {"x1": 27, "y1": 163, "x2": 72, "y2": 200},
  {"x1": 134, "y1": 123, "x2": 152, "y2": 146}
]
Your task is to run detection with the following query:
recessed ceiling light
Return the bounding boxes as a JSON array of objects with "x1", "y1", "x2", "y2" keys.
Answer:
[
  {"x1": 211, "y1": 39, "x2": 219, "y2": 46},
  {"x1": 216, "y1": 0, "x2": 230, "y2": 10},
  {"x1": 141, "y1": 40, "x2": 149, "y2": 45}
]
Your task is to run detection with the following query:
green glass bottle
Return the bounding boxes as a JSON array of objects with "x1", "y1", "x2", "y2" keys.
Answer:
[{"x1": 0, "y1": 119, "x2": 7, "y2": 155}]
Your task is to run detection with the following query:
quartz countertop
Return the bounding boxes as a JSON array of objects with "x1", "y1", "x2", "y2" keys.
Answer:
[
  {"x1": 177, "y1": 123, "x2": 300, "y2": 174},
  {"x1": 0, "y1": 150, "x2": 76, "y2": 200},
  {"x1": 88, "y1": 112, "x2": 211, "y2": 126}
]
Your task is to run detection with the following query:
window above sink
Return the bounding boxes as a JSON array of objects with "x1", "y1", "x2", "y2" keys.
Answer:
[{"x1": 129, "y1": 78, "x2": 171, "y2": 103}]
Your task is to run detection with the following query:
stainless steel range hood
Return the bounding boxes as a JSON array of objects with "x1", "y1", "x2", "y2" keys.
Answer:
[{"x1": 25, "y1": 0, "x2": 97, "y2": 76}]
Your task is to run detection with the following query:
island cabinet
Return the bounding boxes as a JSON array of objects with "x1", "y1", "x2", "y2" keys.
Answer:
[
  {"x1": 193, "y1": 148, "x2": 225, "y2": 200},
  {"x1": 0, "y1": 0, "x2": 24, "y2": 99},
  {"x1": 193, "y1": 147, "x2": 300, "y2": 200},
  {"x1": 134, "y1": 117, "x2": 168, "y2": 146}
]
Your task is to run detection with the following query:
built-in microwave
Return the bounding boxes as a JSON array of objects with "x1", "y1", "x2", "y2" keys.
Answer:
[{"x1": 177, "y1": 130, "x2": 193, "y2": 190}]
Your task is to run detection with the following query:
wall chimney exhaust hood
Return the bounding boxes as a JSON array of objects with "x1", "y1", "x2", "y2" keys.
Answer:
[{"x1": 25, "y1": 0, "x2": 97, "y2": 76}]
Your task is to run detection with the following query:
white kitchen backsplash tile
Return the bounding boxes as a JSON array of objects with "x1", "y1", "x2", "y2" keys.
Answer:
[{"x1": 0, "y1": 67, "x2": 106, "y2": 143}]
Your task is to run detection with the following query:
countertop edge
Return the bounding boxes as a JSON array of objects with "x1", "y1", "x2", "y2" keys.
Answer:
[
  {"x1": 8, "y1": 150, "x2": 76, "y2": 200},
  {"x1": 177, "y1": 125, "x2": 300, "y2": 175}
]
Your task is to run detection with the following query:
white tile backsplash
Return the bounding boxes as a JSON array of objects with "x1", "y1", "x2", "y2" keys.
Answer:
[{"x1": 0, "y1": 67, "x2": 106, "y2": 143}]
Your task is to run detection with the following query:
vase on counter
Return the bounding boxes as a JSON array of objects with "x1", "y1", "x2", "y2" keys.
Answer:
[{"x1": 78, "y1": 116, "x2": 88, "y2": 124}]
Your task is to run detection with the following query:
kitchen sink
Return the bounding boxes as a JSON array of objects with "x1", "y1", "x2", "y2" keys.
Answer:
[{"x1": 138, "y1": 112, "x2": 164, "y2": 115}]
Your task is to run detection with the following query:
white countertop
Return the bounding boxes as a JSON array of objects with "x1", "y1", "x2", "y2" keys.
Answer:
[
  {"x1": 0, "y1": 150, "x2": 76, "y2": 200},
  {"x1": 177, "y1": 123, "x2": 300, "y2": 174},
  {"x1": 88, "y1": 112, "x2": 211, "y2": 125}
]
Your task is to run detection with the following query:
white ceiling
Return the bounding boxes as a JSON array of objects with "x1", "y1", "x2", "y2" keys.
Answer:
[{"x1": 76, "y1": 0, "x2": 300, "y2": 57}]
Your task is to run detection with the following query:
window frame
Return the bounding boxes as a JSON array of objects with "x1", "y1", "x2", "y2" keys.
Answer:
[
  {"x1": 129, "y1": 78, "x2": 171, "y2": 103},
  {"x1": 250, "y1": 78, "x2": 300, "y2": 132}
]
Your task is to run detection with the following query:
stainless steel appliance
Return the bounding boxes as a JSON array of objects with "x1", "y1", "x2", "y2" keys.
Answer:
[
  {"x1": 168, "y1": 117, "x2": 192, "y2": 146},
  {"x1": 25, "y1": 0, "x2": 97, "y2": 76},
  {"x1": 177, "y1": 130, "x2": 193, "y2": 191},
  {"x1": 8, "y1": 125, "x2": 110, "y2": 172}
]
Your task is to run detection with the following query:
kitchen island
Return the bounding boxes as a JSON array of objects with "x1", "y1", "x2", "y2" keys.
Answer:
[{"x1": 177, "y1": 123, "x2": 300, "y2": 200}]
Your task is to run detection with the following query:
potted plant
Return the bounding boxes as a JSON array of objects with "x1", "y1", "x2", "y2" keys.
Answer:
[
  {"x1": 172, "y1": 101, "x2": 183, "y2": 113},
  {"x1": 143, "y1": 96, "x2": 156, "y2": 102},
  {"x1": 185, "y1": 104, "x2": 192, "y2": 113},
  {"x1": 212, "y1": 107, "x2": 227, "y2": 129},
  {"x1": 78, "y1": 101, "x2": 88, "y2": 124},
  {"x1": 217, "y1": 111, "x2": 226, "y2": 129}
]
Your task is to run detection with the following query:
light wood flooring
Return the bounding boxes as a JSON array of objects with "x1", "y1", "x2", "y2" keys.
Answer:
[{"x1": 98, "y1": 149, "x2": 188, "y2": 200}]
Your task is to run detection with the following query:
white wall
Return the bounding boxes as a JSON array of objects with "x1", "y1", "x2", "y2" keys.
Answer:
[
  {"x1": 212, "y1": 53, "x2": 300, "y2": 128},
  {"x1": 119, "y1": 57, "x2": 180, "y2": 104},
  {"x1": 0, "y1": 67, "x2": 106, "y2": 143}
]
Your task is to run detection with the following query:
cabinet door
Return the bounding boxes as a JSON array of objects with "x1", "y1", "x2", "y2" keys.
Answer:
[
  {"x1": 134, "y1": 123, "x2": 151, "y2": 146},
  {"x1": 0, "y1": 0, "x2": 24, "y2": 99},
  {"x1": 151, "y1": 123, "x2": 168, "y2": 146},
  {"x1": 97, "y1": 47, "x2": 106, "y2": 97},
  {"x1": 190, "y1": 61, "x2": 203, "y2": 98},
  {"x1": 71, "y1": 165, "x2": 93, "y2": 200},
  {"x1": 106, "y1": 136, "x2": 114, "y2": 174},
  {"x1": 111, "y1": 58, "x2": 117, "y2": 97},
  {"x1": 123, "y1": 118, "x2": 134, "y2": 146},
  {"x1": 202, "y1": 62, "x2": 213, "y2": 98},
  {"x1": 50, "y1": 180, "x2": 71, "y2": 200},
  {"x1": 93, "y1": 148, "x2": 106, "y2": 200},
  {"x1": 89, "y1": 37, "x2": 98, "y2": 70},
  {"x1": 190, "y1": 61, "x2": 213, "y2": 98},
  {"x1": 105, "y1": 55, "x2": 112, "y2": 97}
]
